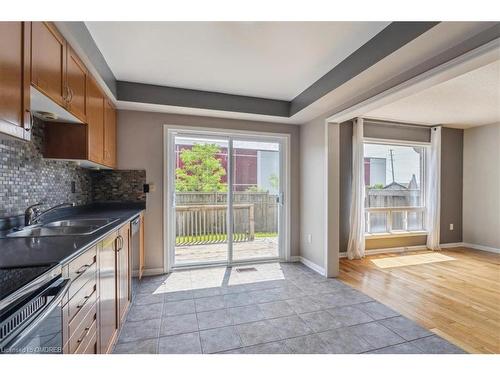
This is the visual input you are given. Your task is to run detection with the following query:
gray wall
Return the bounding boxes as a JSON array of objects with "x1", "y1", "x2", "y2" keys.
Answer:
[
  {"x1": 463, "y1": 123, "x2": 499, "y2": 249},
  {"x1": 299, "y1": 117, "x2": 327, "y2": 268},
  {"x1": 339, "y1": 121, "x2": 463, "y2": 250},
  {"x1": 364, "y1": 120, "x2": 431, "y2": 142},
  {"x1": 440, "y1": 127, "x2": 463, "y2": 244},
  {"x1": 117, "y1": 110, "x2": 300, "y2": 272}
]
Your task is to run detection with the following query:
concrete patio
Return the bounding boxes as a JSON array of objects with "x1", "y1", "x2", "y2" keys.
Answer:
[{"x1": 175, "y1": 237, "x2": 279, "y2": 264}]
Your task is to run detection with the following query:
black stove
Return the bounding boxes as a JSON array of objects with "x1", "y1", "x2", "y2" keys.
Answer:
[
  {"x1": 0, "y1": 264, "x2": 57, "y2": 302},
  {"x1": 0, "y1": 263, "x2": 66, "y2": 354}
]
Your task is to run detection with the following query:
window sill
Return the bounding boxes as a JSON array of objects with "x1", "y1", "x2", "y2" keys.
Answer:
[{"x1": 365, "y1": 231, "x2": 427, "y2": 240}]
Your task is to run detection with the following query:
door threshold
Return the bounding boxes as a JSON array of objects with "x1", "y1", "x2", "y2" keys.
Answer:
[{"x1": 171, "y1": 257, "x2": 283, "y2": 272}]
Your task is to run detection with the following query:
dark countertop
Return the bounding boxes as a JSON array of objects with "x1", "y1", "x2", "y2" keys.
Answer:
[{"x1": 0, "y1": 202, "x2": 145, "y2": 269}]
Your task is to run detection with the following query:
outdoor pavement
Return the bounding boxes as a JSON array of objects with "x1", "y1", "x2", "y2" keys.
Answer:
[
  {"x1": 113, "y1": 262, "x2": 465, "y2": 354},
  {"x1": 175, "y1": 237, "x2": 279, "y2": 264}
]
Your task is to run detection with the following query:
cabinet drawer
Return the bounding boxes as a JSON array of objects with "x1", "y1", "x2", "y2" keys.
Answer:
[
  {"x1": 69, "y1": 261, "x2": 96, "y2": 298},
  {"x1": 68, "y1": 246, "x2": 97, "y2": 282},
  {"x1": 68, "y1": 278, "x2": 97, "y2": 327},
  {"x1": 74, "y1": 321, "x2": 97, "y2": 354},
  {"x1": 69, "y1": 301, "x2": 97, "y2": 354}
]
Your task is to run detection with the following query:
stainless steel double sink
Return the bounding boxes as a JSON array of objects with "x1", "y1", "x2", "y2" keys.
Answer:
[{"x1": 5, "y1": 218, "x2": 119, "y2": 238}]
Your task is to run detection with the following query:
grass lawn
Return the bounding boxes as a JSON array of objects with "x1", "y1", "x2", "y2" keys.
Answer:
[{"x1": 176, "y1": 232, "x2": 277, "y2": 245}]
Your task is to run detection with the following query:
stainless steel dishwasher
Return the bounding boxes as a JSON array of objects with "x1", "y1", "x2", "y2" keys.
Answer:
[{"x1": 130, "y1": 216, "x2": 141, "y2": 299}]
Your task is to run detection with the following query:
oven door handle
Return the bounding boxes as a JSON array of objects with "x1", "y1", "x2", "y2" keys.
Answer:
[{"x1": 5, "y1": 278, "x2": 70, "y2": 350}]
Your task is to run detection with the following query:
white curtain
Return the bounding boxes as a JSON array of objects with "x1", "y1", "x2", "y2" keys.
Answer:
[
  {"x1": 425, "y1": 126, "x2": 442, "y2": 250},
  {"x1": 347, "y1": 118, "x2": 365, "y2": 260}
]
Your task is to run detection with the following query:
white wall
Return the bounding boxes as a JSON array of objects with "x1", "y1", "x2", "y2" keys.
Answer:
[
  {"x1": 299, "y1": 117, "x2": 326, "y2": 269},
  {"x1": 463, "y1": 123, "x2": 500, "y2": 250},
  {"x1": 117, "y1": 110, "x2": 300, "y2": 273}
]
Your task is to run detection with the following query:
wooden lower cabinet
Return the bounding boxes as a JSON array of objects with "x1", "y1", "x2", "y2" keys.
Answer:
[
  {"x1": 61, "y1": 245, "x2": 98, "y2": 354},
  {"x1": 62, "y1": 221, "x2": 134, "y2": 354}
]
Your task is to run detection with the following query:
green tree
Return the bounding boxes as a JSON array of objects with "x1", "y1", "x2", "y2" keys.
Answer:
[
  {"x1": 269, "y1": 173, "x2": 279, "y2": 190},
  {"x1": 175, "y1": 144, "x2": 227, "y2": 192}
]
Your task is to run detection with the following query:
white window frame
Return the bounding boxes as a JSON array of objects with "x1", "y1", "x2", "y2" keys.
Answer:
[
  {"x1": 163, "y1": 124, "x2": 291, "y2": 272},
  {"x1": 363, "y1": 138, "x2": 429, "y2": 238}
]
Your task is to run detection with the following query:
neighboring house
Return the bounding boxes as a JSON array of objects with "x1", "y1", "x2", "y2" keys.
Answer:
[
  {"x1": 175, "y1": 142, "x2": 279, "y2": 193},
  {"x1": 364, "y1": 157, "x2": 386, "y2": 186}
]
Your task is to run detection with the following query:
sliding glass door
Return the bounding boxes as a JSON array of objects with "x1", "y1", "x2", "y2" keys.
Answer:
[
  {"x1": 173, "y1": 135, "x2": 230, "y2": 266},
  {"x1": 169, "y1": 131, "x2": 284, "y2": 268},
  {"x1": 231, "y1": 139, "x2": 281, "y2": 262}
]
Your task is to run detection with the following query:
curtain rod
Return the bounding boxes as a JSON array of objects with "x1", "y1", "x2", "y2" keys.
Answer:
[{"x1": 362, "y1": 118, "x2": 435, "y2": 129}]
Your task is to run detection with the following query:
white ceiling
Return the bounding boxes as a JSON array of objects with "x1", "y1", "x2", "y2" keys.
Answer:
[
  {"x1": 365, "y1": 59, "x2": 500, "y2": 129},
  {"x1": 85, "y1": 21, "x2": 389, "y2": 100}
]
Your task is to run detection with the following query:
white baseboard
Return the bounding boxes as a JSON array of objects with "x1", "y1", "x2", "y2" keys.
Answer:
[
  {"x1": 338, "y1": 242, "x2": 500, "y2": 258},
  {"x1": 136, "y1": 268, "x2": 165, "y2": 277},
  {"x1": 292, "y1": 256, "x2": 325, "y2": 276},
  {"x1": 460, "y1": 242, "x2": 500, "y2": 254},
  {"x1": 439, "y1": 242, "x2": 464, "y2": 249},
  {"x1": 339, "y1": 245, "x2": 428, "y2": 258}
]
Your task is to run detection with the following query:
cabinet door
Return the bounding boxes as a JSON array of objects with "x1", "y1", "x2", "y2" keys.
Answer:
[
  {"x1": 66, "y1": 46, "x2": 87, "y2": 122},
  {"x1": 0, "y1": 22, "x2": 31, "y2": 140},
  {"x1": 86, "y1": 76, "x2": 104, "y2": 165},
  {"x1": 98, "y1": 235, "x2": 117, "y2": 354},
  {"x1": 103, "y1": 99, "x2": 117, "y2": 168},
  {"x1": 117, "y1": 224, "x2": 130, "y2": 324},
  {"x1": 31, "y1": 22, "x2": 66, "y2": 107}
]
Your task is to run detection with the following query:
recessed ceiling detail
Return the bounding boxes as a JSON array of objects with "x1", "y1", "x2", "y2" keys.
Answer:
[
  {"x1": 365, "y1": 59, "x2": 500, "y2": 129},
  {"x1": 85, "y1": 21, "x2": 390, "y2": 101},
  {"x1": 55, "y1": 21, "x2": 499, "y2": 123}
]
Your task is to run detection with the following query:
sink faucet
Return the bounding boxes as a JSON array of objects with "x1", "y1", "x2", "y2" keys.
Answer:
[{"x1": 25, "y1": 202, "x2": 75, "y2": 226}]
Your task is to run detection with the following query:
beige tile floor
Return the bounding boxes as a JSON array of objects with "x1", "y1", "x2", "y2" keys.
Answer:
[{"x1": 114, "y1": 262, "x2": 465, "y2": 354}]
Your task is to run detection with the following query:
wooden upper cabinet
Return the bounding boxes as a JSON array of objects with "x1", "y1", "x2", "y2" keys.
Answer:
[
  {"x1": 103, "y1": 99, "x2": 117, "y2": 168},
  {"x1": 0, "y1": 22, "x2": 31, "y2": 140},
  {"x1": 31, "y1": 22, "x2": 67, "y2": 107},
  {"x1": 66, "y1": 46, "x2": 87, "y2": 122},
  {"x1": 86, "y1": 76, "x2": 105, "y2": 165},
  {"x1": 28, "y1": 21, "x2": 117, "y2": 169}
]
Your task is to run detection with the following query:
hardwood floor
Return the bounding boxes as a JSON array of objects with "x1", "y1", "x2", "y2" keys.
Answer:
[{"x1": 339, "y1": 247, "x2": 500, "y2": 354}]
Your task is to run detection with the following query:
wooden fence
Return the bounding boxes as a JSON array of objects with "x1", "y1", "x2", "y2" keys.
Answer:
[
  {"x1": 175, "y1": 204, "x2": 255, "y2": 246},
  {"x1": 175, "y1": 192, "x2": 278, "y2": 233}
]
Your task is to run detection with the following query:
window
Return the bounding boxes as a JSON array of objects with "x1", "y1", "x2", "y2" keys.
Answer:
[{"x1": 364, "y1": 142, "x2": 426, "y2": 235}]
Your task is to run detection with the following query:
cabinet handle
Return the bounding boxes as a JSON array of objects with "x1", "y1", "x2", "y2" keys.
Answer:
[
  {"x1": 68, "y1": 87, "x2": 74, "y2": 103},
  {"x1": 76, "y1": 293, "x2": 92, "y2": 309},
  {"x1": 75, "y1": 263, "x2": 92, "y2": 275},
  {"x1": 25, "y1": 111, "x2": 32, "y2": 132},
  {"x1": 62, "y1": 85, "x2": 68, "y2": 102},
  {"x1": 115, "y1": 235, "x2": 123, "y2": 252},
  {"x1": 77, "y1": 327, "x2": 90, "y2": 344}
]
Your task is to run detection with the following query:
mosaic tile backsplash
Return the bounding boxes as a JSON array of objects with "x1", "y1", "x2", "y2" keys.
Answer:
[
  {"x1": 0, "y1": 118, "x2": 92, "y2": 217},
  {"x1": 92, "y1": 170, "x2": 146, "y2": 202},
  {"x1": 0, "y1": 118, "x2": 146, "y2": 218}
]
